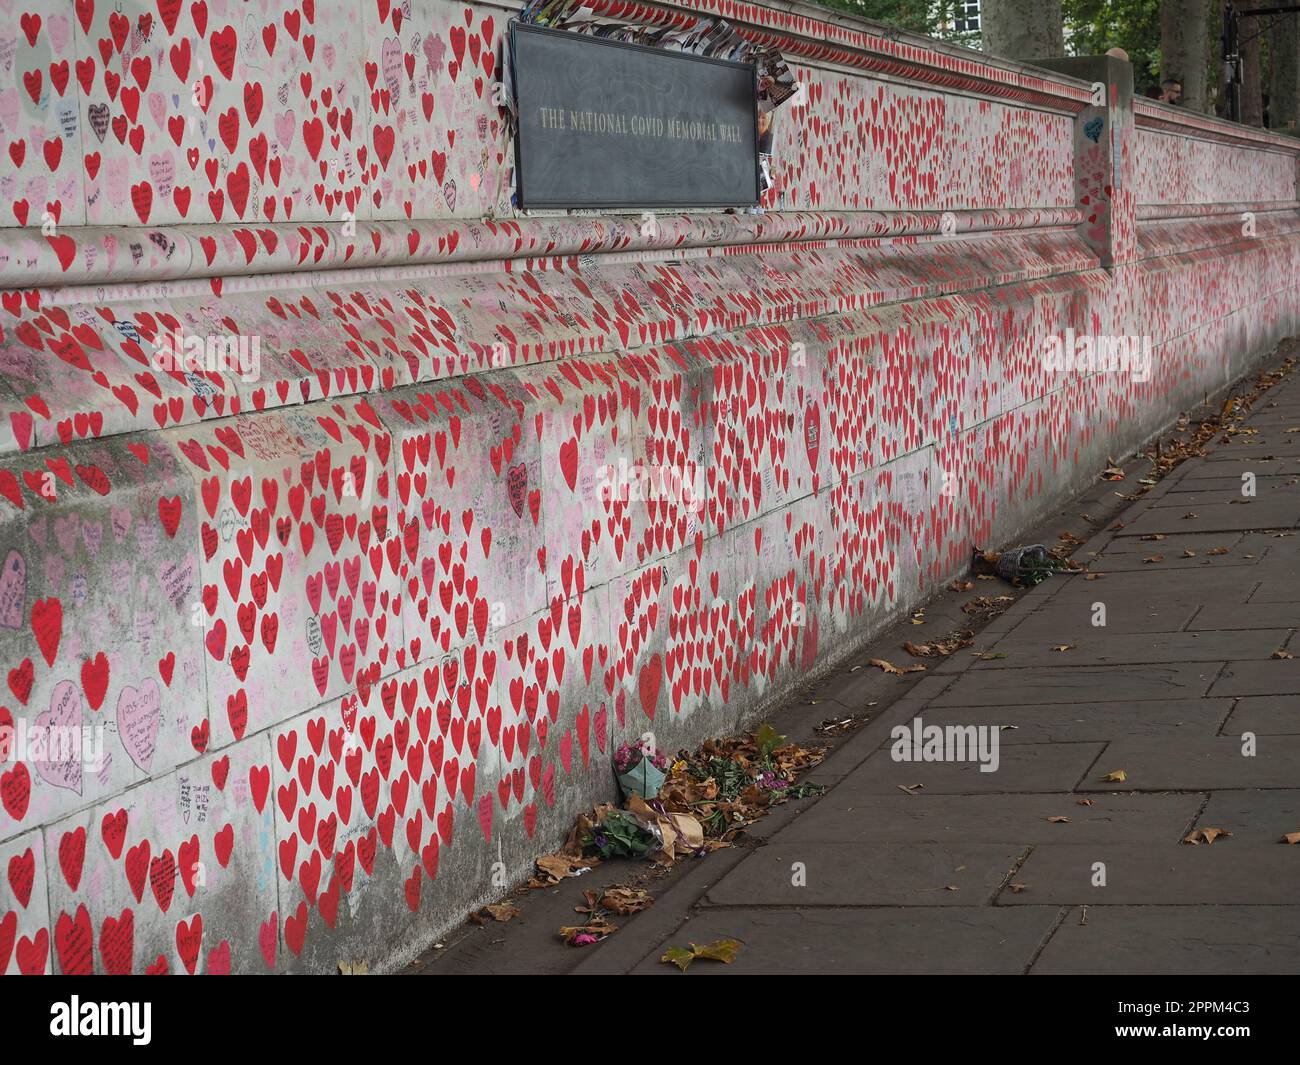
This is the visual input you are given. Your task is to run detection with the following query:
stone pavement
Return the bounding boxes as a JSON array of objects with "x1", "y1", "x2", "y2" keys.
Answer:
[{"x1": 413, "y1": 354, "x2": 1300, "y2": 976}]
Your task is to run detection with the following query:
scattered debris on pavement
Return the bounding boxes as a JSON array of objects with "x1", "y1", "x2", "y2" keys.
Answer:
[
  {"x1": 508, "y1": 724, "x2": 826, "y2": 945},
  {"x1": 815, "y1": 711, "x2": 872, "y2": 736},
  {"x1": 904, "y1": 629, "x2": 974, "y2": 658}
]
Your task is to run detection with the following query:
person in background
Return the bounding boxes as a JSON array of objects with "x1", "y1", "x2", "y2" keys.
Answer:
[{"x1": 1159, "y1": 77, "x2": 1183, "y2": 105}]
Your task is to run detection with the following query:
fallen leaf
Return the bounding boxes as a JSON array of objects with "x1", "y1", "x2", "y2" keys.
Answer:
[
  {"x1": 869, "y1": 657, "x2": 926, "y2": 675},
  {"x1": 1209, "y1": 547, "x2": 1230, "y2": 556},
  {"x1": 1009, "y1": 882, "x2": 1028, "y2": 893},
  {"x1": 338, "y1": 960, "x2": 369, "y2": 975},
  {"x1": 1051, "y1": 644, "x2": 1075, "y2": 653},
  {"x1": 1143, "y1": 555, "x2": 1164, "y2": 564},
  {"x1": 1283, "y1": 832, "x2": 1300, "y2": 845},
  {"x1": 469, "y1": 902, "x2": 522, "y2": 925},
  {"x1": 1183, "y1": 827, "x2": 1233, "y2": 845},
  {"x1": 534, "y1": 853, "x2": 599, "y2": 885},
  {"x1": 1101, "y1": 769, "x2": 1127, "y2": 783},
  {"x1": 904, "y1": 630, "x2": 974, "y2": 658},
  {"x1": 599, "y1": 886, "x2": 654, "y2": 915},
  {"x1": 1047, "y1": 815, "x2": 1071, "y2": 824},
  {"x1": 661, "y1": 938, "x2": 741, "y2": 971},
  {"x1": 1271, "y1": 650, "x2": 1294, "y2": 660},
  {"x1": 1076, "y1": 798, "x2": 1095, "y2": 807},
  {"x1": 897, "y1": 783, "x2": 924, "y2": 795}
]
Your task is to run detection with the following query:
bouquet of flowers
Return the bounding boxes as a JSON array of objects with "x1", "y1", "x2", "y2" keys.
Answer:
[{"x1": 613, "y1": 740, "x2": 668, "y2": 800}]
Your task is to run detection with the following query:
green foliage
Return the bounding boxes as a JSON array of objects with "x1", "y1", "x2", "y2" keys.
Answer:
[
  {"x1": 1062, "y1": 0, "x2": 1161, "y2": 94},
  {"x1": 582, "y1": 811, "x2": 657, "y2": 860},
  {"x1": 805, "y1": 0, "x2": 1169, "y2": 95},
  {"x1": 807, "y1": 0, "x2": 983, "y2": 48}
]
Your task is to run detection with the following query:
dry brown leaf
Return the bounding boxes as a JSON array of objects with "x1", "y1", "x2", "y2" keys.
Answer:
[
  {"x1": 1141, "y1": 534, "x2": 1167, "y2": 541},
  {"x1": 1143, "y1": 555, "x2": 1164, "y2": 564},
  {"x1": 904, "y1": 630, "x2": 974, "y2": 658},
  {"x1": 599, "y1": 886, "x2": 654, "y2": 915},
  {"x1": 469, "y1": 902, "x2": 522, "y2": 925},
  {"x1": 869, "y1": 657, "x2": 926, "y2": 675},
  {"x1": 1051, "y1": 644, "x2": 1075, "y2": 653},
  {"x1": 1008, "y1": 882, "x2": 1028, "y2": 893},
  {"x1": 1047, "y1": 815, "x2": 1071, "y2": 824},
  {"x1": 1283, "y1": 832, "x2": 1300, "y2": 845},
  {"x1": 1076, "y1": 798, "x2": 1095, "y2": 806},
  {"x1": 1183, "y1": 827, "x2": 1233, "y2": 846},
  {"x1": 534, "y1": 853, "x2": 599, "y2": 885},
  {"x1": 1182, "y1": 549, "x2": 1196, "y2": 558},
  {"x1": 1271, "y1": 650, "x2": 1295, "y2": 660},
  {"x1": 1209, "y1": 547, "x2": 1230, "y2": 556},
  {"x1": 1101, "y1": 769, "x2": 1127, "y2": 783}
]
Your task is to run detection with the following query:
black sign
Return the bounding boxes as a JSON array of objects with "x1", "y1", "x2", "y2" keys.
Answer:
[{"x1": 510, "y1": 23, "x2": 759, "y2": 209}]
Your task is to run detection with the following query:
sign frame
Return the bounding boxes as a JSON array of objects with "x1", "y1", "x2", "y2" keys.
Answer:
[{"x1": 509, "y1": 21, "x2": 762, "y2": 210}]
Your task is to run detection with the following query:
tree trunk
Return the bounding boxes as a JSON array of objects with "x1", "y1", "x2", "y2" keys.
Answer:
[
  {"x1": 1270, "y1": 14, "x2": 1300, "y2": 133},
  {"x1": 981, "y1": 0, "x2": 1063, "y2": 62},
  {"x1": 1241, "y1": 15, "x2": 1263, "y2": 127},
  {"x1": 1160, "y1": 0, "x2": 1209, "y2": 112}
]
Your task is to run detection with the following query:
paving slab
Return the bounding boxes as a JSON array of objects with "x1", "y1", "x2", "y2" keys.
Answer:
[
  {"x1": 1208, "y1": 658, "x2": 1300, "y2": 696},
  {"x1": 998, "y1": 599, "x2": 1200, "y2": 637},
  {"x1": 1204, "y1": 440, "x2": 1300, "y2": 460},
  {"x1": 1077, "y1": 735, "x2": 1300, "y2": 790},
  {"x1": 1119, "y1": 500, "x2": 1300, "y2": 534},
  {"x1": 700, "y1": 842, "x2": 1028, "y2": 907},
  {"x1": 1069, "y1": 552, "x2": 1259, "y2": 572},
  {"x1": 1151, "y1": 480, "x2": 1298, "y2": 501},
  {"x1": 1188, "y1": 601, "x2": 1300, "y2": 629},
  {"x1": 1176, "y1": 458, "x2": 1299, "y2": 480},
  {"x1": 776, "y1": 792, "x2": 1204, "y2": 844},
  {"x1": 1221, "y1": 695, "x2": 1300, "y2": 735},
  {"x1": 627, "y1": 908, "x2": 1059, "y2": 975},
  {"x1": 1194, "y1": 790, "x2": 1300, "y2": 843},
  {"x1": 1031, "y1": 906, "x2": 1300, "y2": 974},
  {"x1": 911, "y1": 698, "x2": 1231, "y2": 743},
  {"x1": 1091, "y1": 533, "x2": 1248, "y2": 555},
  {"x1": 1049, "y1": 568, "x2": 1256, "y2": 601},
  {"x1": 931, "y1": 663, "x2": 1220, "y2": 706},
  {"x1": 1248, "y1": 579, "x2": 1300, "y2": 603},
  {"x1": 958, "y1": 631, "x2": 1282, "y2": 670},
  {"x1": 839, "y1": 742, "x2": 1106, "y2": 794},
  {"x1": 1000, "y1": 843, "x2": 1300, "y2": 904}
]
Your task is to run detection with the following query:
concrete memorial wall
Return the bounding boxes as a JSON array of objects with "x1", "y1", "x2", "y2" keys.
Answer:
[{"x1": 0, "y1": 0, "x2": 1297, "y2": 973}]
